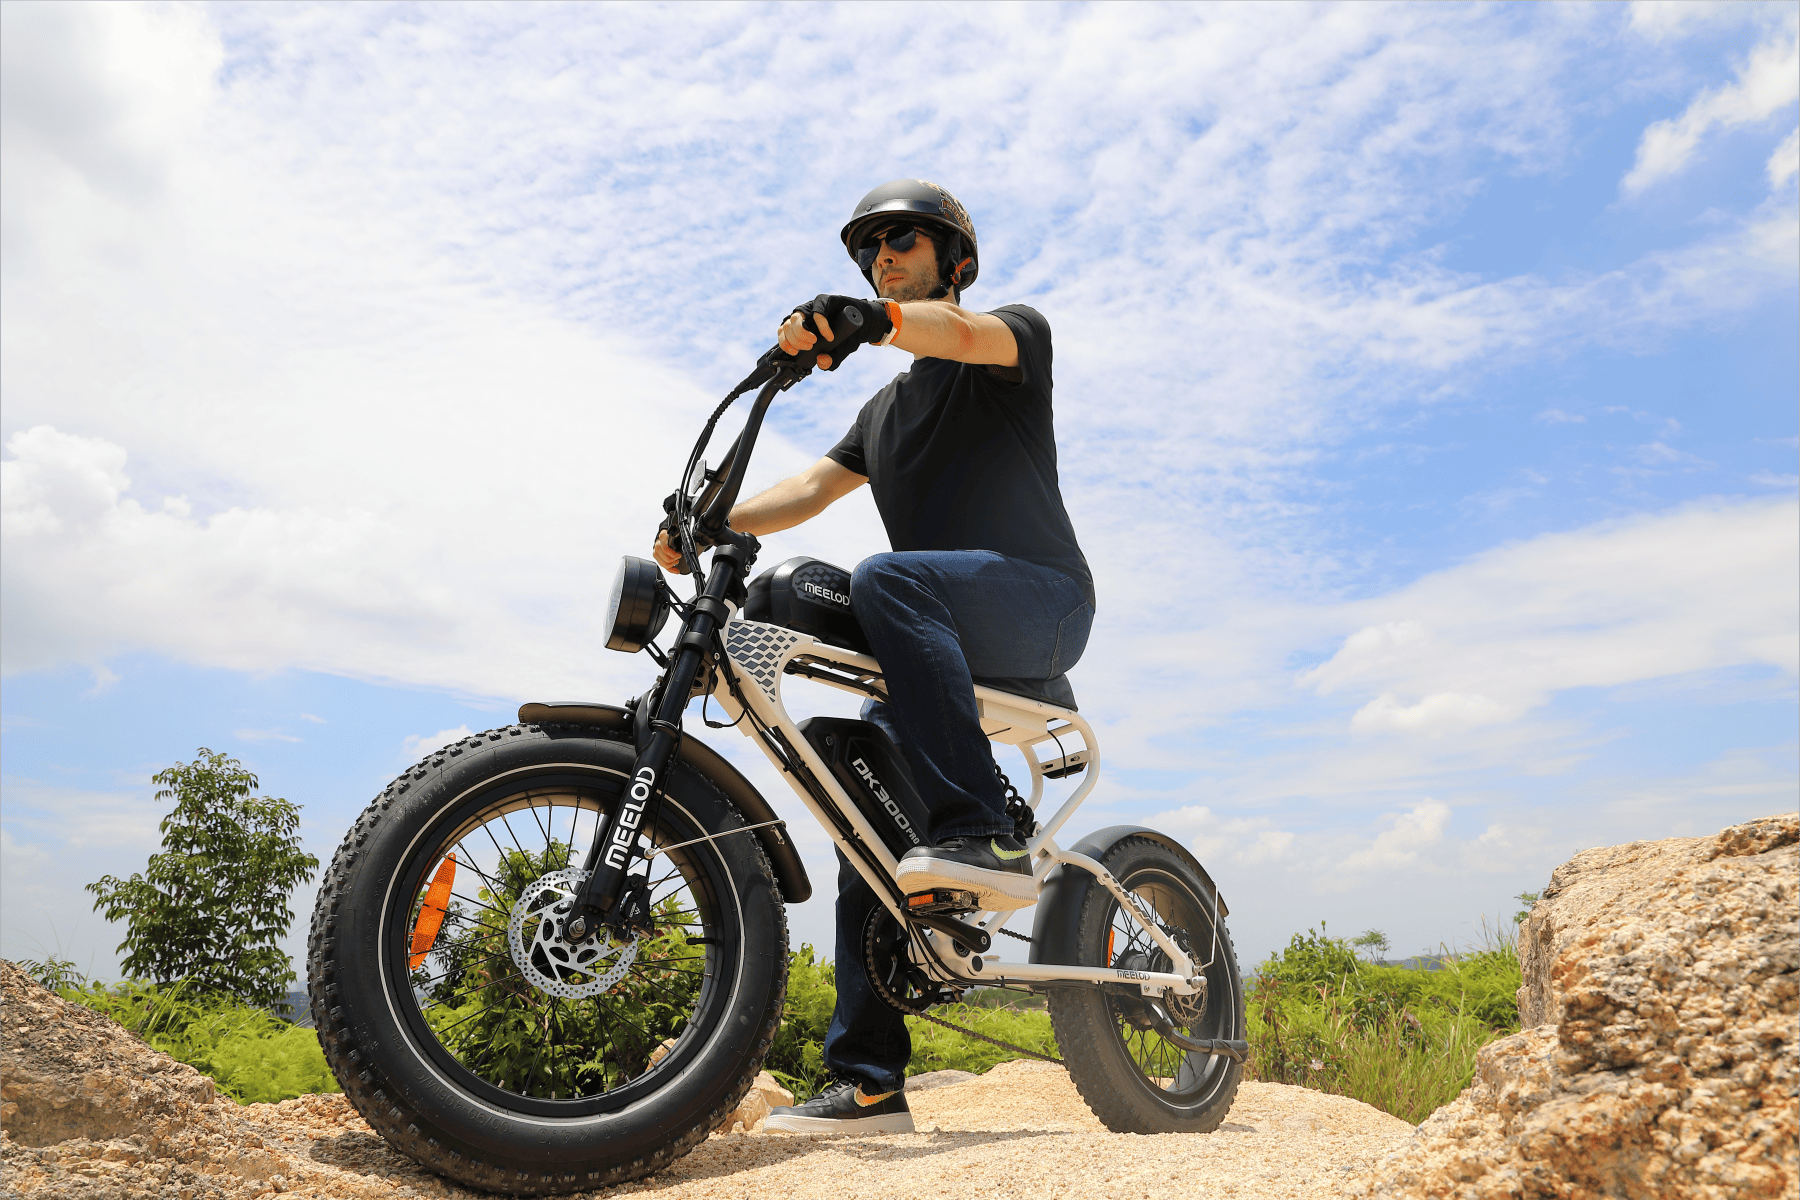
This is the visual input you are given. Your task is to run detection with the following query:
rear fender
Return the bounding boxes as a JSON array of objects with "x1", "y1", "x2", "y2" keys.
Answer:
[
  {"x1": 1029, "y1": 825, "x2": 1226, "y2": 970},
  {"x1": 516, "y1": 701, "x2": 812, "y2": 904}
]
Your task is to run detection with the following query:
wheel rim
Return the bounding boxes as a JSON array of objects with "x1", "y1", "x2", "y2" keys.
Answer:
[
  {"x1": 382, "y1": 769, "x2": 735, "y2": 1117},
  {"x1": 1102, "y1": 867, "x2": 1239, "y2": 1102}
]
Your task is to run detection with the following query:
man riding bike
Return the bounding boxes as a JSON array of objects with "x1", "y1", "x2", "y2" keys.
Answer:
[{"x1": 652, "y1": 179, "x2": 1095, "y2": 1134}]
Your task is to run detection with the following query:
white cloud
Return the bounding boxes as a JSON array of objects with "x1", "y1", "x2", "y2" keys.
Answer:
[
  {"x1": 1, "y1": 780, "x2": 162, "y2": 853},
  {"x1": 1622, "y1": 24, "x2": 1799, "y2": 194},
  {"x1": 1340, "y1": 800, "x2": 1451, "y2": 871},
  {"x1": 235, "y1": 728, "x2": 301, "y2": 744},
  {"x1": 402, "y1": 726, "x2": 475, "y2": 762},
  {"x1": 1351, "y1": 692, "x2": 1516, "y2": 735},
  {"x1": 1299, "y1": 498, "x2": 1799, "y2": 728},
  {"x1": 1626, "y1": 1, "x2": 1764, "y2": 42},
  {"x1": 1769, "y1": 127, "x2": 1800, "y2": 188},
  {"x1": 1149, "y1": 804, "x2": 1296, "y2": 869}
]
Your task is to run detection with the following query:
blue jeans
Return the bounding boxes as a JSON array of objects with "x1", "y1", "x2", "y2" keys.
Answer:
[{"x1": 821, "y1": 550, "x2": 1093, "y2": 1093}]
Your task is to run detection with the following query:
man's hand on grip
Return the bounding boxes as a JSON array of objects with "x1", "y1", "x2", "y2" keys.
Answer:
[
  {"x1": 655, "y1": 496, "x2": 714, "y2": 573},
  {"x1": 776, "y1": 295, "x2": 896, "y2": 372}
]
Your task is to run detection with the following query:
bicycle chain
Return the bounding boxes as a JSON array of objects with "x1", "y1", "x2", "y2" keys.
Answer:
[
  {"x1": 864, "y1": 911, "x2": 1062, "y2": 1066},
  {"x1": 910, "y1": 1006, "x2": 1064, "y2": 1067}
]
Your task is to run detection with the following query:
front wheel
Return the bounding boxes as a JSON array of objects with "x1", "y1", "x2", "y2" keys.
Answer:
[
  {"x1": 307, "y1": 723, "x2": 788, "y2": 1195},
  {"x1": 1048, "y1": 836, "x2": 1245, "y2": 1133}
]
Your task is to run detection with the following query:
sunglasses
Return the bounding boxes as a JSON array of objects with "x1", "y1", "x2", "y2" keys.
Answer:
[{"x1": 855, "y1": 224, "x2": 923, "y2": 272}]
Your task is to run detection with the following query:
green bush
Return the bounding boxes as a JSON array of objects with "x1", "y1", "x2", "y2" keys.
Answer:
[
  {"x1": 413, "y1": 843, "x2": 705, "y2": 1098},
  {"x1": 905, "y1": 1003, "x2": 1057, "y2": 1075},
  {"x1": 86, "y1": 749, "x2": 318, "y2": 1011},
  {"x1": 1246, "y1": 922, "x2": 1524, "y2": 1123},
  {"x1": 764, "y1": 944, "x2": 838, "y2": 1099},
  {"x1": 763, "y1": 949, "x2": 1058, "y2": 1099},
  {"x1": 59, "y1": 979, "x2": 338, "y2": 1105}
]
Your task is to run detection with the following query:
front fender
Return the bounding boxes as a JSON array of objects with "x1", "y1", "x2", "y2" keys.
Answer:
[
  {"x1": 517, "y1": 701, "x2": 812, "y2": 904},
  {"x1": 1029, "y1": 825, "x2": 1227, "y2": 969}
]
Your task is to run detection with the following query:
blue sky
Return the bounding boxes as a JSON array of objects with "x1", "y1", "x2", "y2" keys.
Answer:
[{"x1": 3, "y1": 0, "x2": 1795, "y2": 981}]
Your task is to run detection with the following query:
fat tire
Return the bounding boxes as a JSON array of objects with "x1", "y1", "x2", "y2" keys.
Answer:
[
  {"x1": 1048, "y1": 835, "x2": 1244, "y2": 1134},
  {"x1": 306, "y1": 722, "x2": 787, "y2": 1195}
]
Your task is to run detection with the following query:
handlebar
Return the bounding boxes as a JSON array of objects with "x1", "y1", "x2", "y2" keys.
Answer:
[
  {"x1": 698, "y1": 370, "x2": 785, "y2": 538},
  {"x1": 668, "y1": 304, "x2": 870, "y2": 576}
]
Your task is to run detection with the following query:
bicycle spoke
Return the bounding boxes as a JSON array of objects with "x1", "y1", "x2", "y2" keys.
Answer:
[{"x1": 396, "y1": 786, "x2": 721, "y2": 1105}]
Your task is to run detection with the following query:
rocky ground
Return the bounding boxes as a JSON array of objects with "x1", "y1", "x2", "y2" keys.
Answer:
[
  {"x1": 1350, "y1": 812, "x2": 1798, "y2": 1200},
  {"x1": 4, "y1": 813, "x2": 1794, "y2": 1199}
]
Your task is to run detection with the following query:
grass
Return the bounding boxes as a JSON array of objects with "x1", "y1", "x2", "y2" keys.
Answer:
[
  {"x1": 56, "y1": 978, "x2": 339, "y2": 1105},
  {"x1": 1244, "y1": 919, "x2": 1524, "y2": 1123},
  {"x1": 905, "y1": 1002, "x2": 1059, "y2": 1075}
]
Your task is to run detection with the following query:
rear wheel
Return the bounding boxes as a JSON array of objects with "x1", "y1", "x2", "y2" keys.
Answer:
[
  {"x1": 307, "y1": 724, "x2": 787, "y2": 1195},
  {"x1": 1048, "y1": 836, "x2": 1244, "y2": 1133}
]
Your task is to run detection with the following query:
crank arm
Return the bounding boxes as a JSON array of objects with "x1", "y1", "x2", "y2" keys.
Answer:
[{"x1": 907, "y1": 910, "x2": 990, "y2": 954}]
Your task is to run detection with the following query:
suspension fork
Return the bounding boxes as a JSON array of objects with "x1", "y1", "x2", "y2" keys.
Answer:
[{"x1": 567, "y1": 537, "x2": 757, "y2": 938}]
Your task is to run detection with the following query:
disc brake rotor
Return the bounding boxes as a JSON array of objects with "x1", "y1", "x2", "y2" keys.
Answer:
[
  {"x1": 1163, "y1": 977, "x2": 1209, "y2": 1027},
  {"x1": 506, "y1": 867, "x2": 638, "y2": 999}
]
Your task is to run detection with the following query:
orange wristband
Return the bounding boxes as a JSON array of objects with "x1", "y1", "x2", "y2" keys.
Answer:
[{"x1": 875, "y1": 298, "x2": 903, "y2": 346}]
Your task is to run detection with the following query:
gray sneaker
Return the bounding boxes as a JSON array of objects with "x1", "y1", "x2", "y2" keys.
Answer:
[{"x1": 896, "y1": 835, "x2": 1037, "y2": 910}]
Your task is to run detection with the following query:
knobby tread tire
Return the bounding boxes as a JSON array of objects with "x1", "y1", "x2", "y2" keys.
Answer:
[
  {"x1": 307, "y1": 723, "x2": 787, "y2": 1195},
  {"x1": 1047, "y1": 836, "x2": 1244, "y2": 1135}
]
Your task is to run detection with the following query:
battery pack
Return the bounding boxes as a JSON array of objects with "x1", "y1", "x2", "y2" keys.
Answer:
[{"x1": 798, "y1": 716, "x2": 931, "y2": 859}]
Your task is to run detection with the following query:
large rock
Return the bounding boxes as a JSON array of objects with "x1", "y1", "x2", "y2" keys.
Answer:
[
  {"x1": 1353, "y1": 813, "x2": 1798, "y2": 1199},
  {"x1": 0, "y1": 960, "x2": 223, "y2": 1148}
]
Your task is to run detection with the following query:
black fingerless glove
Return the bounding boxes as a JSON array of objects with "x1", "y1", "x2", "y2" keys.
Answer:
[{"x1": 787, "y1": 294, "x2": 897, "y2": 372}]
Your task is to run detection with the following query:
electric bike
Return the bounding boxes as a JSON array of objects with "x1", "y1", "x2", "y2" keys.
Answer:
[{"x1": 307, "y1": 333, "x2": 1248, "y2": 1195}]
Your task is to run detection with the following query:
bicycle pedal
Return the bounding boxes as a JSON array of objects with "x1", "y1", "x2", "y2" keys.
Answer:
[{"x1": 905, "y1": 889, "x2": 979, "y2": 915}]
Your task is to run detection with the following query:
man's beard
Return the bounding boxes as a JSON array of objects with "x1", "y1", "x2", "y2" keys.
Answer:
[{"x1": 879, "y1": 265, "x2": 946, "y2": 303}]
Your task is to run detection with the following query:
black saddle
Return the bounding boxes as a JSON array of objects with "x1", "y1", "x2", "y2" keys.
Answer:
[{"x1": 744, "y1": 556, "x2": 1079, "y2": 713}]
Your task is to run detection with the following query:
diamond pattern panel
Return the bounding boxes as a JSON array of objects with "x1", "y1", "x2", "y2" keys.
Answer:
[{"x1": 724, "y1": 621, "x2": 803, "y2": 701}]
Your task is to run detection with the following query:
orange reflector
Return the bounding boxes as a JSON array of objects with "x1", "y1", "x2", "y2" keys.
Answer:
[
  {"x1": 908, "y1": 893, "x2": 935, "y2": 907},
  {"x1": 1107, "y1": 928, "x2": 1116, "y2": 966},
  {"x1": 408, "y1": 853, "x2": 457, "y2": 969}
]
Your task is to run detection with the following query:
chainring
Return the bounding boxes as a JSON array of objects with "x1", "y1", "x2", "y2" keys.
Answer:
[
  {"x1": 862, "y1": 908, "x2": 960, "y2": 1015},
  {"x1": 506, "y1": 867, "x2": 639, "y2": 999}
]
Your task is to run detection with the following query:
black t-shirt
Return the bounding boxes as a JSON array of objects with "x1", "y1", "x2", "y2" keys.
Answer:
[{"x1": 826, "y1": 304, "x2": 1094, "y2": 608}]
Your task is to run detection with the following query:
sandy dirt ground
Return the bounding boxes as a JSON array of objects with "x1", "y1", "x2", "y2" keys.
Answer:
[
  {"x1": 171, "y1": 1061, "x2": 1411, "y2": 1200},
  {"x1": 615, "y1": 1061, "x2": 1415, "y2": 1200}
]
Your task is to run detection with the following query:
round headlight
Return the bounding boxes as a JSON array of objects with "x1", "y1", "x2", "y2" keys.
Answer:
[{"x1": 605, "y1": 556, "x2": 670, "y2": 653}]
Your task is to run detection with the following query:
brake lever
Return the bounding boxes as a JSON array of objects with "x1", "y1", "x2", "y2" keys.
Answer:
[{"x1": 757, "y1": 342, "x2": 815, "y2": 384}]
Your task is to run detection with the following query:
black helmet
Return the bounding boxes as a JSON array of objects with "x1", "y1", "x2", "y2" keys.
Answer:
[{"x1": 840, "y1": 179, "x2": 979, "y2": 296}]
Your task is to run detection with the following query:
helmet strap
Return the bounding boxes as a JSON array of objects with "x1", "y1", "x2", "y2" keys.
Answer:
[{"x1": 927, "y1": 233, "x2": 964, "y2": 302}]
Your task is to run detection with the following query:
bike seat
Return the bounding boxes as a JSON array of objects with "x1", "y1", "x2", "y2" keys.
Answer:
[{"x1": 973, "y1": 673, "x2": 1077, "y2": 712}]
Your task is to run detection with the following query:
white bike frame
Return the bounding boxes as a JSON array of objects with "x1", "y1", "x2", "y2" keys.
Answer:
[{"x1": 709, "y1": 617, "x2": 1205, "y2": 998}]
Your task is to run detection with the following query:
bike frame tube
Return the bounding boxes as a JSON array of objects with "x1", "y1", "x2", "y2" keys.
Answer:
[{"x1": 709, "y1": 625, "x2": 1203, "y2": 993}]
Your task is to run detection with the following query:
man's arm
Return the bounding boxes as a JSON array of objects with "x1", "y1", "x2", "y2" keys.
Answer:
[
  {"x1": 780, "y1": 300, "x2": 1019, "y2": 370},
  {"x1": 888, "y1": 300, "x2": 1019, "y2": 368},
  {"x1": 652, "y1": 456, "x2": 866, "y2": 570}
]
